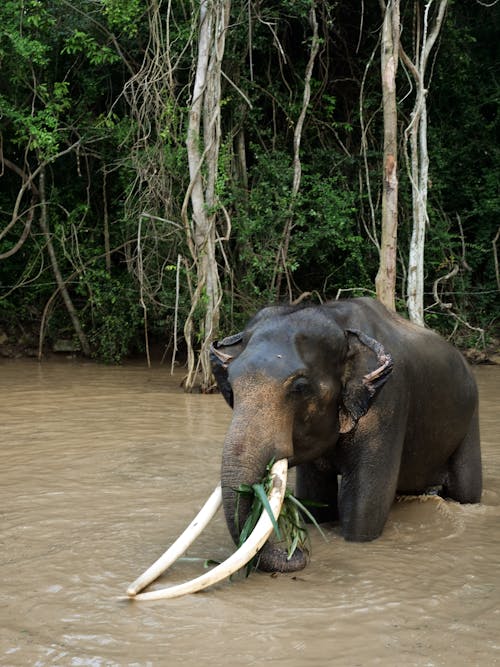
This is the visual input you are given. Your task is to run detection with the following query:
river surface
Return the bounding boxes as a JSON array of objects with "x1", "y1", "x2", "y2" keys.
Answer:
[{"x1": 0, "y1": 359, "x2": 499, "y2": 666}]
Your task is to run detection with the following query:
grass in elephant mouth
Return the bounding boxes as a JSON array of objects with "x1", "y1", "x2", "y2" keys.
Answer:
[{"x1": 234, "y1": 458, "x2": 326, "y2": 576}]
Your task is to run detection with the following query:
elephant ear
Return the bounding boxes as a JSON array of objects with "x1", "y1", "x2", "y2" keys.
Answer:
[
  {"x1": 209, "y1": 332, "x2": 244, "y2": 408},
  {"x1": 339, "y1": 328, "x2": 394, "y2": 434}
]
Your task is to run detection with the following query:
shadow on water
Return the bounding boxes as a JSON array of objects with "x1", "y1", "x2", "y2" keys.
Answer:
[{"x1": 0, "y1": 359, "x2": 499, "y2": 666}]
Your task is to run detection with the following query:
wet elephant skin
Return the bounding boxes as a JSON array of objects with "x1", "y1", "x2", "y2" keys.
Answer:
[{"x1": 211, "y1": 297, "x2": 482, "y2": 572}]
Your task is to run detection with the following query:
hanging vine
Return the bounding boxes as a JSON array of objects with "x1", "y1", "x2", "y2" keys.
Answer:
[
  {"x1": 272, "y1": 1, "x2": 320, "y2": 302},
  {"x1": 182, "y1": 0, "x2": 231, "y2": 392}
]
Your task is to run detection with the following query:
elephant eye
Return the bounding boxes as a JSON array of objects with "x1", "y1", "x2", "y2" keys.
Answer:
[{"x1": 288, "y1": 375, "x2": 311, "y2": 396}]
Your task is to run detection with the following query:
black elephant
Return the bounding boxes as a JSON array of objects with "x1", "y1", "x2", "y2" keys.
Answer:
[{"x1": 210, "y1": 297, "x2": 482, "y2": 573}]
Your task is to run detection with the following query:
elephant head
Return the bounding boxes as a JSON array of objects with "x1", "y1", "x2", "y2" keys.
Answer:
[{"x1": 211, "y1": 305, "x2": 393, "y2": 573}]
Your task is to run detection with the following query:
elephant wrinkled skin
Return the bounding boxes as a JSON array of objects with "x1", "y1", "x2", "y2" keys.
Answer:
[{"x1": 211, "y1": 298, "x2": 482, "y2": 573}]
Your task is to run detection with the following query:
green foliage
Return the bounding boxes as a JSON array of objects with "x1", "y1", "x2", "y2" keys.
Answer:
[
  {"x1": 1, "y1": 82, "x2": 72, "y2": 159},
  {"x1": 235, "y1": 458, "x2": 326, "y2": 576},
  {"x1": 101, "y1": 0, "x2": 143, "y2": 37},
  {"x1": 0, "y1": 0, "x2": 54, "y2": 65},
  {"x1": 0, "y1": 0, "x2": 497, "y2": 362},
  {"x1": 228, "y1": 146, "x2": 371, "y2": 313},
  {"x1": 418, "y1": 6, "x2": 499, "y2": 337},
  {"x1": 62, "y1": 31, "x2": 120, "y2": 65},
  {"x1": 76, "y1": 269, "x2": 143, "y2": 363}
]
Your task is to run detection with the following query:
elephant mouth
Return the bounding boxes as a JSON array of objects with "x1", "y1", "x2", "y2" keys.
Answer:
[{"x1": 126, "y1": 459, "x2": 288, "y2": 601}]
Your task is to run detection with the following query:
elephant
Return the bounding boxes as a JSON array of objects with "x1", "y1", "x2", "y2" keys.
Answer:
[{"x1": 210, "y1": 297, "x2": 482, "y2": 573}]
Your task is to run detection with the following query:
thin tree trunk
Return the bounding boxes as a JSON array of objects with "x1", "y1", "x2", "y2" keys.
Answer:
[
  {"x1": 235, "y1": 126, "x2": 248, "y2": 194},
  {"x1": 375, "y1": 0, "x2": 400, "y2": 311},
  {"x1": 38, "y1": 166, "x2": 91, "y2": 357},
  {"x1": 406, "y1": 98, "x2": 427, "y2": 325},
  {"x1": 402, "y1": 0, "x2": 448, "y2": 326},
  {"x1": 102, "y1": 167, "x2": 111, "y2": 273},
  {"x1": 493, "y1": 225, "x2": 500, "y2": 291}
]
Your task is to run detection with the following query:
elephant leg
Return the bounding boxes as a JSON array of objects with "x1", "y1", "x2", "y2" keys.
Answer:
[
  {"x1": 337, "y1": 419, "x2": 404, "y2": 542},
  {"x1": 338, "y1": 465, "x2": 398, "y2": 541},
  {"x1": 445, "y1": 406, "x2": 482, "y2": 503},
  {"x1": 295, "y1": 461, "x2": 339, "y2": 523}
]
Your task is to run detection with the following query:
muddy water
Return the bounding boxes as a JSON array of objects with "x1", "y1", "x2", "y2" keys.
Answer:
[{"x1": 0, "y1": 359, "x2": 499, "y2": 666}]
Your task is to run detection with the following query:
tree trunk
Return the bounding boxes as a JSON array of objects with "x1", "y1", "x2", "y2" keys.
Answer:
[
  {"x1": 403, "y1": 0, "x2": 448, "y2": 326},
  {"x1": 102, "y1": 167, "x2": 111, "y2": 273},
  {"x1": 375, "y1": 0, "x2": 400, "y2": 312},
  {"x1": 183, "y1": 0, "x2": 230, "y2": 391},
  {"x1": 38, "y1": 167, "x2": 91, "y2": 357}
]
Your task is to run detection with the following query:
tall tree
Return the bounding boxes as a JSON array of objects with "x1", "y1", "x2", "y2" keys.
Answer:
[
  {"x1": 183, "y1": 0, "x2": 231, "y2": 391},
  {"x1": 402, "y1": 0, "x2": 449, "y2": 325},
  {"x1": 375, "y1": 0, "x2": 400, "y2": 311}
]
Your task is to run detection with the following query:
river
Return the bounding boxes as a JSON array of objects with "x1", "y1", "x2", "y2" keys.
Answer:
[{"x1": 0, "y1": 359, "x2": 499, "y2": 666}]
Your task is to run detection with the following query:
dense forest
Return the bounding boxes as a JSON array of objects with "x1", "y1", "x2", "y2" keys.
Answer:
[{"x1": 0, "y1": 1, "x2": 498, "y2": 388}]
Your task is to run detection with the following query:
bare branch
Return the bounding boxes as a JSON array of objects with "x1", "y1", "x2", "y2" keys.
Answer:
[
  {"x1": 273, "y1": 2, "x2": 320, "y2": 301},
  {"x1": 0, "y1": 200, "x2": 36, "y2": 260},
  {"x1": 1, "y1": 142, "x2": 80, "y2": 263},
  {"x1": 359, "y1": 37, "x2": 382, "y2": 250},
  {"x1": 221, "y1": 70, "x2": 253, "y2": 108},
  {"x1": 430, "y1": 264, "x2": 485, "y2": 345},
  {"x1": 426, "y1": 214, "x2": 485, "y2": 344},
  {"x1": 421, "y1": 1, "x2": 449, "y2": 72},
  {"x1": 38, "y1": 166, "x2": 90, "y2": 358},
  {"x1": 493, "y1": 225, "x2": 500, "y2": 291}
]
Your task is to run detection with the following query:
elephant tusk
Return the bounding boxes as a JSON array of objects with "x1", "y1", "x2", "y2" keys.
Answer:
[
  {"x1": 129, "y1": 458, "x2": 288, "y2": 601},
  {"x1": 127, "y1": 484, "x2": 223, "y2": 597}
]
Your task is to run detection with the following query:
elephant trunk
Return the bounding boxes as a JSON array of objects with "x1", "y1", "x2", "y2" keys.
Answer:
[
  {"x1": 220, "y1": 415, "x2": 276, "y2": 545},
  {"x1": 220, "y1": 381, "x2": 308, "y2": 572}
]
